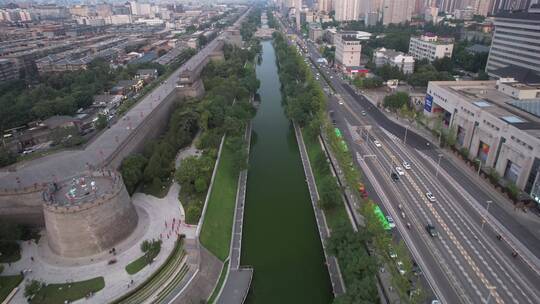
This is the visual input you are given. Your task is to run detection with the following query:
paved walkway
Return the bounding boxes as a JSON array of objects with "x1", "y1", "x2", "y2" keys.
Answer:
[
  {"x1": 3, "y1": 183, "x2": 186, "y2": 304},
  {"x1": 169, "y1": 245, "x2": 223, "y2": 304},
  {"x1": 293, "y1": 122, "x2": 346, "y2": 296},
  {"x1": 1, "y1": 140, "x2": 204, "y2": 304}
]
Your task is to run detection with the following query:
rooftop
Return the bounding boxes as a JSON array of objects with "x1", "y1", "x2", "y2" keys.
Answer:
[{"x1": 433, "y1": 80, "x2": 540, "y2": 138}]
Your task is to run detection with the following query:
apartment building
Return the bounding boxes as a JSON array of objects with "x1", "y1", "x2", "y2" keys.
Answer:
[
  {"x1": 408, "y1": 34, "x2": 454, "y2": 62},
  {"x1": 382, "y1": 0, "x2": 414, "y2": 25},
  {"x1": 425, "y1": 79, "x2": 540, "y2": 199},
  {"x1": 373, "y1": 47, "x2": 415, "y2": 74},
  {"x1": 485, "y1": 7, "x2": 540, "y2": 78},
  {"x1": 335, "y1": 32, "x2": 362, "y2": 68},
  {"x1": 335, "y1": 0, "x2": 361, "y2": 21},
  {"x1": 0, "y1": 59, "x2": 18, "y2": 82}
]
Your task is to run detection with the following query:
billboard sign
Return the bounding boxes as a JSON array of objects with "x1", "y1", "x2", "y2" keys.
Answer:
[{"x1": 425, "y1": 94, "x2": 433, "y2": 112}]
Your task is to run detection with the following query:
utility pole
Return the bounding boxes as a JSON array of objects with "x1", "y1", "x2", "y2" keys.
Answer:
[{"x1": 403, "y1": 126, "x2": 408, "y2": 144}]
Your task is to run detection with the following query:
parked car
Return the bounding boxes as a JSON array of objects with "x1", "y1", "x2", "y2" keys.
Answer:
[
  {"x1": 387, "y1": 216, "x2": 396, "y2": 228},
  {"x1": 396, "y1": 261, "x2": 406, "y2": 275}
]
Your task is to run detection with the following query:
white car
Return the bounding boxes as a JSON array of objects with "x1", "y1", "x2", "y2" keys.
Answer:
[
  {"x1": 361, "y1": 110, "x2": 366, "y2": 116},
  {"x1": 395, "y1": 167, "x2": 405, "y2": 175},
  {"x1": 402, "y1": 161, "x2": 411, "y2": 170},
  {"x1": 373, "y1": 140, "x2": 382, "y2": 147},
  {"x1": 426, "y1": 192, "x2": 436, "y2": 202},
  {"x1": 396, "y1": 261, "x2": 406, "y2": 275},
  {"x1": 387, "y1": 216, "x2": 396, "y2": 228}
]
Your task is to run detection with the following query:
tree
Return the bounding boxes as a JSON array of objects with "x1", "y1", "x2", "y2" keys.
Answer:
[
  {"x1": 95, "y1": 113, "x2": 108, "y2": 130},
  {"x1": 432, "y1": 57, "x2": 454, "y2": 72},
  {"x1": 318, "y1": 175, "x2": 341, "y2": 210},
  {"x1": 0, "y1": 147, "x2": 16, "y2": 167},
  {"x1": 120, "y1": 154, "x2": 148, "y2": 194},
  {"x1": 383, "y1": 92, "x2": 409, "y2": 110},
  {"x1": 24, "y1": 280, "x2": 43, "y2": 298}
]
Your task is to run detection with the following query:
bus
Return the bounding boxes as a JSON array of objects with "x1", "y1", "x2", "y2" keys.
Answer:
[{"x1": 374, "y1": 205, "x2": 391, "y2": 231}]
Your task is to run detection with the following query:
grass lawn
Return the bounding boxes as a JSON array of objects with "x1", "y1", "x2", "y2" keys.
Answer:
[
  {"x1": 0, "y1": 275, "x2": 23, "y2": 302},
  {"x1": 200, "y1": 142, "x2": 240, "y2": 261},
  {"x1": 207, "y1": 260, "x2": 229, "y2": 303},
  {"x1": 125, "y1": 249, "x2": 161, "y2": 275},
  {"x1": 30, "y1": 277, "x2": 105, "y2": 304},
  {"x1": 302, "y1": 130, "x2": 351, "y2": 231}
]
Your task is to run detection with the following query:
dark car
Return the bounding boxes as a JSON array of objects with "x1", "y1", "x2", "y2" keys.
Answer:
[
  {"x1": 426, "y1": 223, "x2": 438, "y2": 237},
  {"x1": 391, "y1": 172, "x2": 400, "y2": 181}
]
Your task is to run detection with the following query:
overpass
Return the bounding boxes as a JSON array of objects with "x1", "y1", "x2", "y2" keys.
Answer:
[{"x1": 0, "y1": 8, "x2": 248, "y2": 224}]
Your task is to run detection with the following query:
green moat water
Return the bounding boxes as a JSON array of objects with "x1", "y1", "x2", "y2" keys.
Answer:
[{"x1": 241, "y1": 40, "x2": 333, "y2": 303}]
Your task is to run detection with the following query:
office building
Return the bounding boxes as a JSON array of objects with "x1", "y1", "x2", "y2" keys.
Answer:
[
  {"x1": 382, "y1": 0, "x2": 414, "y2": 25},
  {"x1": 408, "y1": 34, "x2": 454, "y2": 62},
  {"x1": 485, "y1": 7, "x2": 540, "y2": 78},
  {"x1": 425, "y1": 79, "x2": 540, "y2": 199},
  {"x1": 335, "y1": 0, "x2": 361, "y2": 21},
  {"x1": 373, "y1": 47, "x2": 415, "y2": 74},
  {"x1": 335, "y1": 32, "x2": 362, "y2": 68}
]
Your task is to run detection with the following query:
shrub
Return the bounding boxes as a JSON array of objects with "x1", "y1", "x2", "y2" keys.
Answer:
[
  {"x1": 506, "y1": 183, "x2": 519, "y2": 201},
  {"x1": 488, "y1": 168, "x2": 500, "y2": 185}
]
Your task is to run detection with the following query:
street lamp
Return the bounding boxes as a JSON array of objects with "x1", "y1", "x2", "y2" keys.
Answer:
[
  {"x1": 435, "y1": 154, "x2": 443, "y2": 177},
  {"x1": 486, "y1": 200, "x2": 492, "y2": 213}
]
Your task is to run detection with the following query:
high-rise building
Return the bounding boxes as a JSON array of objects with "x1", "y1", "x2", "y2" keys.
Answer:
[
  {"x1": 318, "y1": 0, "x2": 333, "y2": 12},
  {"x1": 335, "y1": 0, "x2": 361, "y2": 21},
  {"x1": 485, "y1": 7, "x2": 540, "y2": 77},
  {"x1": 382, "y1": 0, "x2": 414, "y2": 25},
  {"x1": 490, "y1": 0, "x2": 538, "y2": 14}
]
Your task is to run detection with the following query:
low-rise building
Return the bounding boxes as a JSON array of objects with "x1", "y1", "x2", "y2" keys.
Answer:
[
  {"x1": 373, "y1": 47, "x2": 415, "y2": 74},
  {"x1": 335, "y1": 32, "x2": 362, "y2": 69},
  {"x1": 424, "y1": 78, "x2": 540, "y2": 201},
  {"x1": 408, "y1": 34, "x2": 454, "y2": 62}
]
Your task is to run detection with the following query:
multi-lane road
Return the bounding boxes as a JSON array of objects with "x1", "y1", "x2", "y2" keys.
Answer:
[{"x1": 280, "y1": 21, "x2": 540, "y2": 303}]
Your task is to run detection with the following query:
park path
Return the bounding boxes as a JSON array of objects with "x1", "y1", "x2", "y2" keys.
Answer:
[
  {"x1": 1, "y1": 141, "x2": 206, "y2": 304},
  {"x1": 293, "y1": 122, "x2": 346, "y2": 296}
]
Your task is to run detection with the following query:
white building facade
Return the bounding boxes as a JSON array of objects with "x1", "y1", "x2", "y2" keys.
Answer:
[
  {"x1": 373, "y1": 47, "x2": 415, "y2": 74},
  {"x1": 425, "y1": 79, "x2": 540, "y2": 200},
  {"x1": 408, "y1": 34, "x2": 454, "y2": 62}
]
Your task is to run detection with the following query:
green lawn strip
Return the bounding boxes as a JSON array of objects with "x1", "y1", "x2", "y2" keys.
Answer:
[
  {"x1": 207, "y1": 260, "x2": 229, "y2": 303},
  {"x1": 200, "y1": 141, "x2": 240, "y2": 261},
  {"x1": 30, "y1": 277, "x2": 104, "y2": 304},
  {"x1": 125, "y1": 247, "x2": 161, "y2": 275},
  {"x1": 301, "y1": 129, "x2": 350, "y2": 231},
  {"x1": 0, "y1": 275, "x2": 23, "y2": 302}
]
